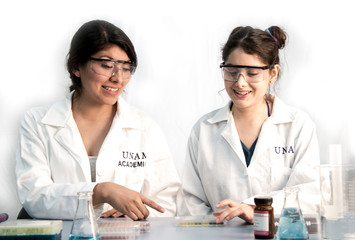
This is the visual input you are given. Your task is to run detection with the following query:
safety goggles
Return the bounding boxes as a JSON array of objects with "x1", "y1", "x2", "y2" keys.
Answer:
[
  {"x1": 220, "y1": 63, "x2": 274, "y2": 83},
  {"x1": 89, "y1": 57, "x2": 136, "y2": 79}
]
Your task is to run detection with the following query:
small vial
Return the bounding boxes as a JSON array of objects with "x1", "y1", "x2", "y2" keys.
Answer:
[{"x1": 254, "y1": 197, "x2": 275, "y2": 239}]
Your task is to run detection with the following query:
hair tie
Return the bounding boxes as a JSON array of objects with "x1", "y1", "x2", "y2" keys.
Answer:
[{"x1": 265, "y1": 29, "x2": 278, "y2": 43}]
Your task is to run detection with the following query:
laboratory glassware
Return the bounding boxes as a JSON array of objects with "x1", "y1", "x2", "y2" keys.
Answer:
[
  {"x1": 319, "y1": 164, "x2": 355, "y2": 240},
  {"x1": 276, "y1": 187, "x2": 309, "y2": 240},
  {"x1": 69, "y1": 191, "x2": 101, "y2": 240},
  {"x1": 254, "y1": 197, "x2": 275, "y2": 239}
]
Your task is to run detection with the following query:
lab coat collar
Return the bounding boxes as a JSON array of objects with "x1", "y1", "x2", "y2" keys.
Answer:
[
  {"x1": 41, "y1": 93, "x2": 72, "y2": 127},
  {"x1": 270, "y1": 96, "x2": 295, "y2": 124},
  {"x1": 40, "y1": 92, "x2": 140, "y2": 181},
  {"x1": 205, "y1": 96, "x2": 295, "y2": 168},
  {"x1": 116, "y1": 96, "x2": 141, "y2": 129},
  {"x1": 207, "y1": 102, "x2": 232, "y2": 124},
  {"x1": 207, "y1": 96, "x2": 295, "y2": 125},
  {"x1": 41, "y1": 91, "x2": 141, "y2": 129},
  {"x1": 206, "y1": 102, "x2": 246, "y2": 166}
]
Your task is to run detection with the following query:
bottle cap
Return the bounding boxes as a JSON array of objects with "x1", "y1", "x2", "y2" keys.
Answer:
[
  {"x1": 0, "y1": 213, "x2": 8, "y2": 223},
  {"x1": 254, "y1": 197, "x2": 273, "y2": 205}
]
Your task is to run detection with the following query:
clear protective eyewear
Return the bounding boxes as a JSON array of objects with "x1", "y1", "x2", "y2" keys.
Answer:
[
  {"x1": 89, "y1": 57, "x2": 136, "y2": 79},
  {"x1": 220, "y1": 63, "x2": 274, "y2": 83}
]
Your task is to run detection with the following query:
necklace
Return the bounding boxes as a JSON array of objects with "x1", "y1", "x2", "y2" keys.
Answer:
[{"x1": 266, "y1": 99, "x2": 271, "y2": 117}]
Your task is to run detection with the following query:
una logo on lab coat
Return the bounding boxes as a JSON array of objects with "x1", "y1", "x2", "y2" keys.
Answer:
[
  {"x1": 274, "y1": 146, "x2": 295, "y2": 154},
  {"x1": 117, "y1": 151, "x2": 147, "y2": 168}
]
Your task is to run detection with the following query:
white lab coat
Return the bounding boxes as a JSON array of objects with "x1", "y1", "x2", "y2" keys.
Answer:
[
  {"x1": 15, "y1": 92, "x2": 181, "y2": 219},
  {"x1": 177, "y1": 96, "x2": 320, "y2": 216}
]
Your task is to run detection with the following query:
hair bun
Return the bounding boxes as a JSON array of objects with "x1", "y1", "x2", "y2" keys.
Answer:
[{"x1": 268, "y1": 26, "x2": 287, "y2": 49}]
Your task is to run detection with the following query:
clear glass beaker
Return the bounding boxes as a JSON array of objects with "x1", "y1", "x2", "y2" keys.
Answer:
[
  {"x1": 69, "y1": 191, "x2": 101, "y2": 240},
  {"x1": 319, "y1": 164, "x2": 355, "y2": 240},
  {"x1": 276, "y1": 187, "x2": 309, "y2": 240}
]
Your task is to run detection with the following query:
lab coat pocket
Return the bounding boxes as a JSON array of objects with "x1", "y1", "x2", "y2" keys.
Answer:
[{"x1": 270, "y1": 166, "x2": 292, "y2": 191}]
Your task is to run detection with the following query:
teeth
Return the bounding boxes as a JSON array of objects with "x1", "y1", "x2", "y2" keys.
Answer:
[
  {"x1": 236, "y1": 91, "x2": 250, "y2": 95},
  {"x1": 103, "y1": 86, "x2": 118, "y2": 92}
]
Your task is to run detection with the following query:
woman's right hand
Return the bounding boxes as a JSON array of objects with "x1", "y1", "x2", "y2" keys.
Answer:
[
  {"x1": 92, "y1": 182, "x2": 165, "y2": 220},
  {"x1": 213, "y1": 199, "x2": 254, "y2": 224}
]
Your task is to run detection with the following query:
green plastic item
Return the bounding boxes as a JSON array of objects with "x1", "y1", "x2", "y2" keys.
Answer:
[{"x1": 0, "y1": 220, "x2": 62, "y2": 239}]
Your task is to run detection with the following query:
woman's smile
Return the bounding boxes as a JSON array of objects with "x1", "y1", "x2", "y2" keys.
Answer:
[
  {"x1": 102, "y1": 85, "x2": 119, "y2": 95},
  {"x1": 234, "y1": 89, "x2": 252, "y2": 98}
]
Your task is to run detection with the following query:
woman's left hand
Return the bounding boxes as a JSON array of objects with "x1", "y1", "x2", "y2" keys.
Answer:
[{"x1": 213, "y1": 199, "x2": 254, "y2": 224}]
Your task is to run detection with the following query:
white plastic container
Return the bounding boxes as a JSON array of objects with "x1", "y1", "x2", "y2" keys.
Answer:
[{"x1": 97, "y1": 218, "x2": 150, "y2": 239}]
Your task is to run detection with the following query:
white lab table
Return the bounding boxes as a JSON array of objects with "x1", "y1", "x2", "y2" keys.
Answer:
[{"x1": 62, "y1": 217, "x2": 321, "y2": 240}]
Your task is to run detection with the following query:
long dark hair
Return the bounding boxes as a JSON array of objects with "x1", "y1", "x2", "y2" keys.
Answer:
[{"x1": 66, "y1": 19, "x2": 137, "y2": 96}]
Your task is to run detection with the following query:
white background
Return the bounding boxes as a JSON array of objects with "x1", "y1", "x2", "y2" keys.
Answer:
[{"x1": 1, "y1": 0, "x2": 354, "y2": 220}]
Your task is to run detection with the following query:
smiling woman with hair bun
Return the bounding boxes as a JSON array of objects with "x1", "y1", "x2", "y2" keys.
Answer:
[{"x1": 177, "y1": 25, "x2": 320, "y2": 224}]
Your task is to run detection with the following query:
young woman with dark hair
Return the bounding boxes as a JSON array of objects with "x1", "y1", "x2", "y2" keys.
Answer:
[
  {"x1": 16, "y1": 20, "x2": 180, "y2": 220},
  {"x1": 177, "y1": 26, "x2": 319, "y2": 224}
]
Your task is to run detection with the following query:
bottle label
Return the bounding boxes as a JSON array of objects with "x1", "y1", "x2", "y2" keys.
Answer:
[{"x1": 254, "y1": 210, "x2": 269, "y2": 236}]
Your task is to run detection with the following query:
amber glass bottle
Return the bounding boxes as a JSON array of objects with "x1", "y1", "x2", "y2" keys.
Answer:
[{"x1": 253, "y1": 197, "x2": 275, "y2": 239}]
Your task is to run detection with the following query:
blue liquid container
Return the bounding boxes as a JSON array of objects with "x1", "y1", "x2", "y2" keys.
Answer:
[
  {"x1": 69, "y1": 234, "x2": 101, "y2": 240},
  {"x1": 277, "y1": 208, "x2": 309, "y2": 240},
  {"x1": 276, "y1": 187, "x2": 309, "y2": 240},
  {"x1": 70, "y1": 192, "x2": 101, "y2": 240}
]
